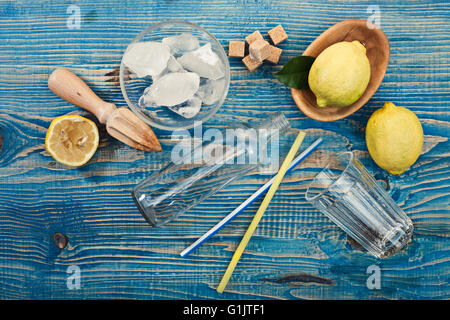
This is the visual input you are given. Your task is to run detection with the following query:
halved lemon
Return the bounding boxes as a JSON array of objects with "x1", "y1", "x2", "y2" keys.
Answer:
[{"x1": 45, "y1": 115, "x2": 99, "y2": 167}]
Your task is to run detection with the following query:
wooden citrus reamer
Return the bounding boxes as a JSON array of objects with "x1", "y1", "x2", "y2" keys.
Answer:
[{"x1": 48, "y1": 68, "x2": 162, "y2": 152}]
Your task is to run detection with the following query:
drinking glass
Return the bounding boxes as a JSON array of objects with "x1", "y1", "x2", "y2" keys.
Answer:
[{"x1": 305, "y1": 151, "x2": 413, "y2": 258}]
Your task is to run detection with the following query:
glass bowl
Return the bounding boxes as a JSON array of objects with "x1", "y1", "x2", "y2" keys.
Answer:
[{"x1": 119, "y1": 20, "x2": 230, "y2": 131}]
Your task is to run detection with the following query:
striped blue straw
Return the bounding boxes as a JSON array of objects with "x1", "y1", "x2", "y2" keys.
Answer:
[{"x1": 180, "y1": 137, "x2": 323, "y2": 257}]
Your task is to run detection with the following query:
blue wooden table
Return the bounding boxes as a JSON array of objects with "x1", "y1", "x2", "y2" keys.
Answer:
[{"x1": 0, "y1": 0, "x2": 448, "y2": 300}]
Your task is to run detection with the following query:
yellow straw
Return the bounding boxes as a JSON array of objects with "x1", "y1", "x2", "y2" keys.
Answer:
[{"x1": 217, "y1": 130, "x2": 306, "y2": 293}]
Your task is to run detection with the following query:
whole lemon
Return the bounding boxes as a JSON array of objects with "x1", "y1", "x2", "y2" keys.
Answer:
[
  {"x1": 308, "y1": 41, "x2": 371, "y2": 108},
  {"x1": 366, "y1": 102, "x2": 423, "y2": 175}
]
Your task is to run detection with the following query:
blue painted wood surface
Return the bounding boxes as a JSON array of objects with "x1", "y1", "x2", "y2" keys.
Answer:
[{"x1": 0, "y1": 0, "x2": 449, "y2": 299}]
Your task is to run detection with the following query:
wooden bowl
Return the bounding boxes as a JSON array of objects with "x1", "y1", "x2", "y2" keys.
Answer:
[{"x1": 291, "y1": 19, "x2": 390, "y2": 121}]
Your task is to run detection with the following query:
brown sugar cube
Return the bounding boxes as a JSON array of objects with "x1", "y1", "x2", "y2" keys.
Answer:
[
  {"x1": 245, "y1": 30, "x2": 264, "y2": 45},
  {"x1": 242, "y1": 55, "x2": 262, "y2": 72},
  {"x1": 249, "y1": 39, "x2": 270, "y2": 62},
  {"x1": 268, "y1": 25, "x2": 288, "y2": 45},
  {"x1": 266, "y1": 45, "x2": 282, "y2": 64},
  {"x1": 228, "y1": 41, "x2": 245, "y2": 57}
]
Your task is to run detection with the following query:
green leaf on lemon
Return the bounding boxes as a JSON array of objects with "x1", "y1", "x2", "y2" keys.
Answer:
[{"x1": 274, "y1": 56, "x2": 315, "y2": 90}]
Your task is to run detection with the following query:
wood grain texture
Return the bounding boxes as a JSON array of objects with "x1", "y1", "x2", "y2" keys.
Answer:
[{"x1": 0, "y1": 0, "x2": 449, "y2": 299}]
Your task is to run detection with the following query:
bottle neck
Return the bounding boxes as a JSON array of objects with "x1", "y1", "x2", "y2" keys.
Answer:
[{"x1": 254, "y1": 112, "x2": 290, "y2": 142}]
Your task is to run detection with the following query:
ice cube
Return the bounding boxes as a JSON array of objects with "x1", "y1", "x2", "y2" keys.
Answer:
[
  {"x1": 168, "y1": 95, "x2": 202, "y2": 118},
  {"x1": 151, "y1": 56, "x2": 185, "y2": 83},
  {"x1": 123, "y1": 41, "x2": 170, "y2": 77},
  {"x1": 162, "y1": 33, "x2": 200, "y2": 55},
  {"x1": 150, "y1": 69, "x2": 168, "y2": 83},
  {"x1": 141, "y1": 72, "x2": 200, "y2": 107},
  {"x1": 138, "y1": 93, "x2": 157, "y2": 108},
  {"x1": 178, "y1": 43, "x2": 224, "y2": 80},
  {"x1": 166, "y1": 55, "x2": 184, "y2": 72},
  {"x1": 197, "y1": 78, "x2": 226, "y2": 105}
]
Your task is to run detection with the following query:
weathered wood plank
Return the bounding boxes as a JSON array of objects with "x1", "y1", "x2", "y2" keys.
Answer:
[{"x1": 0, "y1": 0, "x2": 449, "y2": 299}]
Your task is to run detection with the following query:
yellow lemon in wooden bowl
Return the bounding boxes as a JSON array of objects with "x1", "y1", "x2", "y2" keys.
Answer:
[
  {"x1": 45, "y1": 115, "x2": 99, "y2": 167},
  {"x1": 308, "y1": 40, "x2": 371, "y2": 108}
]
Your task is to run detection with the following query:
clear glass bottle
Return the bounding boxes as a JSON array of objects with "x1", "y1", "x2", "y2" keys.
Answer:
[{"x1": 132, "y1": 112, "x2": 290, "y2": 227}]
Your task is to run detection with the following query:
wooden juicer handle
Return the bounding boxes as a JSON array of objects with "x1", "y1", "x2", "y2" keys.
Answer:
[{"x1": 48, "y1": 67, "x2": 116, "y2": 124}]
